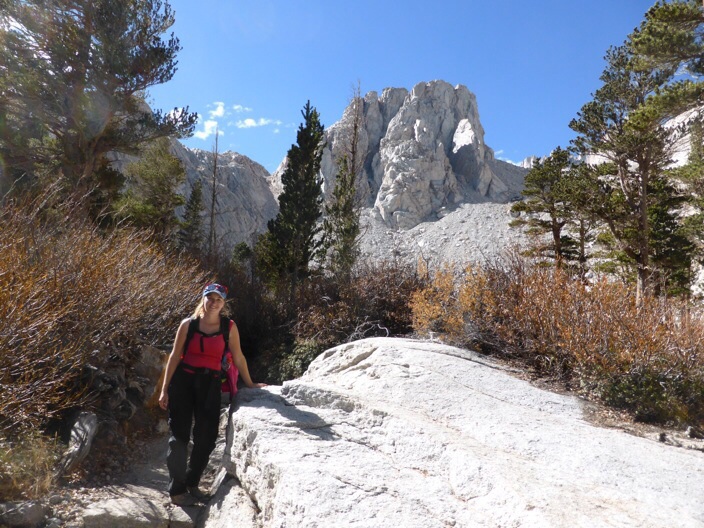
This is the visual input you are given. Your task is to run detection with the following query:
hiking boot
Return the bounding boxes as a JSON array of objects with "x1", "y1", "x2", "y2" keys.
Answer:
[
  {"x1": 171, "y1": 492, "x2": 199, "y2": 507},
  {"x1": 187, "y1": 486, "x2": 212, "y2": 502}
]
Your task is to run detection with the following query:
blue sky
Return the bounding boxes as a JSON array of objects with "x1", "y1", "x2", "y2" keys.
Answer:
[{"x1": 149, "y1": 0, "x2": 656, "y2": 173}]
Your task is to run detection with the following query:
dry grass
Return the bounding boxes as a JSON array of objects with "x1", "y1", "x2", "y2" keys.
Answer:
[
  {"x1": 411, "y1": 255, "x2": 704, "y2": 426},
  {"x1": 0, "y1": 432, "x2": 60, "y2": 500}
]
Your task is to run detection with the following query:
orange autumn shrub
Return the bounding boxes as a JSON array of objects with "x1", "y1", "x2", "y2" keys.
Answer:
[{"x1": 412, "y1": 256, "x2": 704, "y2": 425}]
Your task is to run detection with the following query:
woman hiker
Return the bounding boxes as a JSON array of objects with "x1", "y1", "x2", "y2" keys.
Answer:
[{"x1": 159, "y1": 283, "x2": 266, "y2": 506}]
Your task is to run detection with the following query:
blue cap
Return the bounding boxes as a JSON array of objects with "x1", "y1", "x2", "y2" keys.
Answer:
[{"x1": 203, "y1": 283, "x2": 227, "y2": 300}]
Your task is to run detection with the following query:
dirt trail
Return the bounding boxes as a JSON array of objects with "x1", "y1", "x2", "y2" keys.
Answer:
[{"x1": 50, "y1": 409, "x2": 230, "y2": 527}]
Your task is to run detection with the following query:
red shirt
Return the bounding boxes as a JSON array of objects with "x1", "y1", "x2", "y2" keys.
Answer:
[{"x1": 182, "y1": 319, "x2": 233, "y2": 371}]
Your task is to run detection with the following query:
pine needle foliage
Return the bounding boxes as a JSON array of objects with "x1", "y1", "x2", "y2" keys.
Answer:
[
  {"x1": 113, "y1": 137, "x2": 186, "y2": 241},
  {"x1": 324, "y1": 153, "x2": 361, "y2": 279},
  {"x1": 260, "y1": 101, "x2": 325, "y2": 310},
  {"x1": 0, "y1": 0, "x2": 197, "y2": 205},
  {"x1": 179, "y1": 178, "x2": 205, "y2": 255}
]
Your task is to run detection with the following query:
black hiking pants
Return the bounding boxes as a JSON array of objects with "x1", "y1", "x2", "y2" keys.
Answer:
[{"x1": 167, "y1": 364, "x2": 221, "y2": 496}]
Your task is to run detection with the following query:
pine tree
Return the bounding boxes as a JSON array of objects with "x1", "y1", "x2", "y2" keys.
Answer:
[
  {"x1": 325, "y1": 154, "x2": 361, "y2": 278},
  {"x1": 179, "y1": 179, "x2": 204, "y2": 255},
  {"x1": 647, "y1": 175, "x2": 693, "y2": 295},
  {"x1": 631, "y1": 0, "x2": 704, "y2": 76},
  {"x1": 0, "y1": 0, "x2": 197, "y2": 205},
  {"x1": 207, "y1": 130, "x2": 220, "y2": 264},
  {"x1": 324, "y1": 89, "x2": 363, "y2": 279},
  {"x1": 674, "y1": 120, "x2": 704, "y2": 201},
  {"x1": 113, "y1": 138, "x2": 185, "y2": 241},
  {"x1": 667, "y1": 120, "x2": 704, "y2": 265},
  {"x1": 629, "y1": 1, "x2": 704, "y2": 130},
  {"x1": 570, "y1": 41, "x2": 685, "y2": 301},
  {"x1": 261, "y1": 101, "x2": 325, "y2": 311},
  {"x1": 510, "y1": 147, "x2": 579, "y2": 266}
]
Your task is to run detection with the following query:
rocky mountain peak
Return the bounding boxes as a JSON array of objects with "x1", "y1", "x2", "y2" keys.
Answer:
[
  {"x1": 298, "y1": 80, "x2": 527, "y2": 230},
  {"x1": 179, "y1": 80, "x2": 530, "y2": 261}
]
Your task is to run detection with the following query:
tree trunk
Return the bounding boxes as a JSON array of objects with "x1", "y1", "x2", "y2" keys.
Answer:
[
  {"x1": 56, "y1": 412, "x2": 98, "y2": 477},
  {"x1": 552, "y1": 219, "x2": 563, "y2": 267},
  {"x1": 636, "y1": 264, "x2": 652, "y2": 306}
]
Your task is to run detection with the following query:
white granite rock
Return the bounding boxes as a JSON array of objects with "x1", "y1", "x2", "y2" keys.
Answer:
[
  {"x1": 173, "y1": 142, "x2": 279, "y2": 253},
  {"x1": 82, "y1": 495, "x2": 171, "y2": 528},
  {"x1": 214, "y1": 337, "x2": 704, "y2": 528},
  {"x1": 272, "y1": 81, "x2": 527, "y2": 232},
  {"x1": 357, "y1": 201, "x2": 529, "y2": 268}
]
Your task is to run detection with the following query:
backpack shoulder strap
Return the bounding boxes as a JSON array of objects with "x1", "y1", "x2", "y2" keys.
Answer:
[
  {"x1": 220, "y1": 316, "x2": 231, "y2": 353},
  {"x1": 184, "y1": 317, "x2": 200, "y2": 353}
]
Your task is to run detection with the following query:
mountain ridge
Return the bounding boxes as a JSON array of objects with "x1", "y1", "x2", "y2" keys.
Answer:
[{"x1": 177, "y1": 80, "x2": 530, "y2": 261}]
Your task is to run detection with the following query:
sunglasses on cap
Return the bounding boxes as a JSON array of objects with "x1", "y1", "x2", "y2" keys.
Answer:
[{"x1": 203, "y1": 283, "x2": 228, "y2": 299}]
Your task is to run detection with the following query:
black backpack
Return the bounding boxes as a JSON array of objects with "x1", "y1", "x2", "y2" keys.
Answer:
[{"x1": 183, "y1": 316, "x2": 231, "y2": 374}]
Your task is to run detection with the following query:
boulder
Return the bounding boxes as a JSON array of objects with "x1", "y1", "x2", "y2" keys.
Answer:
[
  {"x1": 0, "y1": 501, "x2": 50, "y2": 528},
  {"x1": 82, "y1": 496, "x2": 170, "y2": 528},
  {"x1": 56, "y1": 412, "x2": 98, "y2": 477},
  {"x1": 213, "y1": 337, "x2": 704, "y2": 528}
]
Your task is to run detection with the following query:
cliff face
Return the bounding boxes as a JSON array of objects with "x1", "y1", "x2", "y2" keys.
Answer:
[
  {"x1": 296, "y1": 80, "x2": 527, "y2": 229},
  {"x1": 172, "y1": 141, "x2": 278, "y2": 252}
]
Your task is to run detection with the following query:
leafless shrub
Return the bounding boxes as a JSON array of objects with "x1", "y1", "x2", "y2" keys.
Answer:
[
  {"x1": 411, "y1": 254, "x2": 704, "y2": 425},
  {"x1": 0, "y1": 192, "x2": 207, "y2": 438}
]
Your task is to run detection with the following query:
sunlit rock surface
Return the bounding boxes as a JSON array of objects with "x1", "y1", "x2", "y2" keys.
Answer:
[{"x1": 205, "y1": 338, "x2": 704, "y2": 528}]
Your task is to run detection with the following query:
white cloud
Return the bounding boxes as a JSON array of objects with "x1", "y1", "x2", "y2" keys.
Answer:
[
  {"x1": 495, "y1": 150, "x2": 523, "y2": 166},
  {"x1": 497, "y1": 156, "x2": 521, "y2": 166},
  {"x1": 235, "y1": 117, "x2": 283, "y2": 129},
  {"x1": 233, "y1": 104, "x2": 253, "y2": 113},
  {"x1": 194, "y1": 119, "x2": 224, "y2": 140},
  {"x1": 208, "y1": 102, "x2": 225, "y2": 119}
]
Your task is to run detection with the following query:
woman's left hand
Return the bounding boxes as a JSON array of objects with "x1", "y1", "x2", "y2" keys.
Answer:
[{"x1": 158, "y1": 391, "x2": 169, "y2": 410}]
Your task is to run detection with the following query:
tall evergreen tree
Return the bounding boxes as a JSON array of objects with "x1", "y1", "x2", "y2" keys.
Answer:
[
  {"x1": 629, "y1": 1, "x2": 704, "y2": 131},
  {"x1": 261, "y1": 101, "x2": 325, "y2": 311},
  {"x1": 207, "y1": 129, "x2": 220, "y2": 264},
  {"x1": 570, "y1": 41, "x2": 686, "y2": 301},
  {"x1": 324, "y1": 89, "x2": 363, "y2": 279},
  {"x1": 179, "y1": 179, "x2": 204, "y2": 255},
  {"x1": 0, "y1": 0, "x2": 197, "y2": 204},
  {"x1": 324, "y1": 154, "x2": 361, "y2": 278},
  {"x1": 647, "y1": 175, "x2": 694, "y2": 294},
  {"x1": 113, "y1": 137, "x2": 185, "y2": 240},
  {"x1": 669, "y1": 120, "x2": 704, "y2": 260},
  {"x1": 631, "y1": 1, "x2": 704, "y2": 76}
]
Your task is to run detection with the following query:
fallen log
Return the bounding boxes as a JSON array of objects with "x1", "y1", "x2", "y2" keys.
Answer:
[{"x1": 56, "y1": 411, "x2": 98, "y2": 477}]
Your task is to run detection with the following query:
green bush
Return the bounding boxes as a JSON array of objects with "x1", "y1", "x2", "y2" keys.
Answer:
[{"x1": 278, "y1": 339, "x2": 327, "y2": 381}]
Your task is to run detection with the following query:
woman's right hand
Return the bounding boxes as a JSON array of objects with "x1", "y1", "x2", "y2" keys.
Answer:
[{"x1": 159, "y1": 391, "x2": 168, "y2": 411}]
